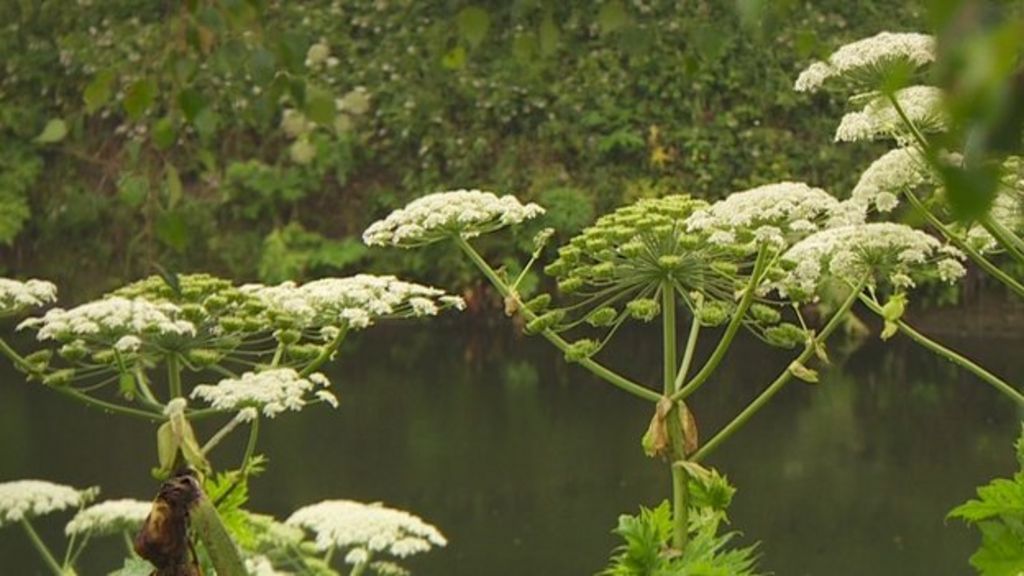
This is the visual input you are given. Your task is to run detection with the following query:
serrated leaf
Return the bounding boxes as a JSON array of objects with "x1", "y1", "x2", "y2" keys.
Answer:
[
  {"x1": 34, "y1": 119, "x2": 68, "y2": 144},
  {"x1": 83, "y1": 70, "x2": 115, "y2": 114},
  {"x1": 789, "y1": 361, "x2": 819, "y2": 383},
  {"x1": 456, "y1": 6, "x2": 490, "y2": 48}
]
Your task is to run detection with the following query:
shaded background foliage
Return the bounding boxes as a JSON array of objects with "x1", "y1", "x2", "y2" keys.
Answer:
[{"x1": 0, "y1": 0, "x2": 924, "y2": 297}]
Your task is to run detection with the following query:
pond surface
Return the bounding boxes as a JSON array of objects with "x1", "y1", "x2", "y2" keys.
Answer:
[{"x1": 0, "y1": 319, "x2": 1020, "y2": 575}]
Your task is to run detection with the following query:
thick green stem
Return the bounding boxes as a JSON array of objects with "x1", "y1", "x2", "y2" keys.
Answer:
[
  {"x1": 673, "y1": 246, "x2": 770, "y2": 401},
  {"x1": 979, "y1": 214, "x2": 1024, "y2": 266},
  {"x1": 0, "y1": 338, "x2": 163, "y2": 421},
  {"x1": 271, "y1": 341, "x2": 286, "y2": 367},
  {"x1": 167, "y1": 353, "x2": 183, "y2": 400},
  {"x1": 298, "y1": 327, "x2": 348, "y2": 378},
  {"x1": 858, "y1": 295, "x2": 1024, "y2": 405},
  {"x1": 694, "y1": 278, "x2": 866, "y2": 462},
  {"x1": 661, "y1": 284, "x2": 689, "y2": 550},
  {"x1": 455, "y1": 236, "x2": 659, "y2": 402},
  {"x1": 21, "y1": 519, "x2": 67, "y2": 576},
  {"x1": 903, "y1": 191, "x2": 1024, "y2": 299}
]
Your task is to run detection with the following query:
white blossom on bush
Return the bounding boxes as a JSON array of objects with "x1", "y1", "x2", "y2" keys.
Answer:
[
  {"x1": 362, "y1": 189, "x2": 545, "y2": 247},
  {"x1": 242, "y1": 275, "x2": 464, "y2": 330},
  {"x1": 0, "y1": 279, "x2": 57, "y2": 316},
  {"x1": 191, "y1": 368, "x2": 336, "y2": 418},
  {"x1": 685, "y1": 182, "x2": 863, "y2": 248},
  {"x1": 65, "y1": 498, "x2": 150, "y2": 536},
  {"x1": 795, "y1": 32, "x2": 935, "y2": 92},
  {"x1": 835, "y1": 86, "x2": 946, "y2": 143},
  {"x1": 771, "y1": 223, "x2": 966, "y2": 300},
  {"x1": 286, "y1": 500, "x2": 446, "y2": 561},
  {"x1": 851, "y1": 147, "x2": 941, "y2": 212},
  {"x1": 0, "y1": 480, "x2": 95, "y2": 527}
]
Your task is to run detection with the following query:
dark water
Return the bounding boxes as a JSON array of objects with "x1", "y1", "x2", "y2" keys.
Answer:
[{"x1": 0, "y1": 320, "x2": 1020, "y2": 575}]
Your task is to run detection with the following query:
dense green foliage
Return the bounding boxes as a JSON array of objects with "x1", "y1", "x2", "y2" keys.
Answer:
[
  {"x1": 0, "y1": 0, "x2": 923, "y2": 294},
  {"x1": 950, "y1": 427, "x2": 1024, "y2": 575}
]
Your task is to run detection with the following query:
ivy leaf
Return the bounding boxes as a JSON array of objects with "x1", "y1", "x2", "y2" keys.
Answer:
[
  {"x1": 456, "y1": 6, "x2": 490, "y2": 48},
  {"x1": 788, "y1": 361, "x2": 819, "y2": 384},
  {"x1": 34, "y1": 119, "x2": 68, "y2": 144},
  {"x1": 83, "y1": 70, "x2": 115, "y2": 114}
]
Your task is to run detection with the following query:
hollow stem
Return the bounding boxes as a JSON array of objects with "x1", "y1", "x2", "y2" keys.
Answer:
[
  {"x1": 21, "y1": 519, "x2": 66, "y2": 576},
  {"x1": 858, "y1": 294, "x2": 1024, "y2": 405},
  {"x1": 662, "y1": 283, "x2": 689, "y2": 550},
  {"x1": 167, "y1": 353, "x2": 183, "y2": 400},
  {"x1": 694, "y1": 278, "x2": 866, "y2": 462},
  {"x1": 673, "y1": 245, "x2": 770, "y2": 401},
  {"x1": 455, "y1": 236, "x2": 659, "y2": 402}
]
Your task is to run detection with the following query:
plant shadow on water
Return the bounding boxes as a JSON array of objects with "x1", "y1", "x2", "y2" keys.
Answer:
[{"x1": 0, "y1": 319, "x2": 1019, "y2": 575}]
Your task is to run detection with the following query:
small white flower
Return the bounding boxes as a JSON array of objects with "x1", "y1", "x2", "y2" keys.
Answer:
[
  {"x1": 305, "y1": 42, "x2": 330, "y2": 67},
  {"x1": 362, "y1": 189, "x2": 545, "y2": 247},
  {"x1": 164, "y1": 397, "x2": 187, "y2": 417},
  {"x1": 835, "y1": 86, "x2": 947, "y2": 143},
  {"x1": 20, "y1": 297, "x2": 195, "y2": 343},
  {"x1": 345, "y1": 547, "x2": 370, "y2": 565},
  {"x1": 0, "y1": 480, "x2": 95, "y2": 527},
  {"x1": 795, "y1": 32, "x2": 936, "y2": 92},
  {"x1": 245, "y1": 554, "x2": 290, "y2": 576},
  {"x1": 0, "y1": 278, "x2": 57, "y2": 315},
  {"x1": 286, "y1": 500, "x2": 446, "y2": 560},
  {"x1": 190, "y1": 368, "x2": 334, "y2": 418},
  {"x1": 114, "y1": 335, "x2": 142, "y2": 352},
  {"x1": 65, "y1": 498, "x2": 151, "y2": 536}
]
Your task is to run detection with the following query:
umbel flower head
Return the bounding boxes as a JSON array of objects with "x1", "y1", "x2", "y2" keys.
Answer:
[
  {"x1": 113, "y1": 273, "x2": 266, "y2": 332},
  {"x1": 0, "y1": 278, "x2": 57, "y2": 316},
  {"x1": 190, "y1": 368, "x2": 337, "y2": 418},
  {"x1": 286, "y1": 500, "x2": 447, "y2": 561},
  {"x1": 362, "y1": 189, "x2": 545, "y2": 247},
  {"x1": 0, "y1": 480, "x2": 96, "y2": 527},
  {"x1": 851, "y1": 147, "x2": 941, "y2": 213},
  {"x1": 770, "y1": 223, "x2": 966, "y2": 301},
  {"x1": 835, "y1": 86, "x2": 947, "y2": 143},
  {"x1": 685, "y1": 181, "x2": 864, "y2": 249},
  {"x1": 241, "y1": 275, "x2": 465, "y2": 331},
  {"x1": 795, "y1": 32, "x2": 936, "y2": 93},
  {"x1": 65, "y1": 498, "x2": 151, "y2": 537},
  {"x1": 18, "y1": 297, "x2": 196, "y2": 344},
  {"x1": 965, "y1": 156, "x2": 1024, "y2": 252}
]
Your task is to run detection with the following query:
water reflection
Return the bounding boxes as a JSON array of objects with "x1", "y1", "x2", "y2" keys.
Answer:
[{"x1": 0, "y1": 323, "x2": 1019, "y2": 575}]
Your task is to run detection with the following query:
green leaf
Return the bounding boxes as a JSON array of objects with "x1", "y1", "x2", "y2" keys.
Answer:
[
  {"x1": 441, "y1": 46, "x2": 466, "y2": 70},
  {"x1": 304, "y1": 85, "x2": 335, "y2": 127},
  {"x1": 123, "y1": 78, "x2": 158, "y2": 120},
  {"x1": 456, "y1": 6, "x2": 491, "y2": 48},
  {"x1": 117, "y1": 174, "x2": 149, "y2": 208},
  {"x1": 83, "y1": 70, "x2": 115, "y2": 114},
  {"x1": 152, "y1": 117, "x2": 176, "y2": 150},
  {"x1": 598, "y1": 1, "x2": 629, "y2": 34},
  {"x1": 538, "y1": 13, "x2": 560, "y2": 56},
  {"x1": 179, "y1": 88, "x2": 205, "y2": 122},
  {"x1": 34, "y1": 119, "x2": 68, "y2": 144},
  {"x1": 165, "y1": 163, "x2": 183, "y2": 209},
  {"x1": 155, "y1": 211, "x2": 189, "y2": 252},
  {"x1": 108, "y1": 557, "x2": 153, "y2": 576}
]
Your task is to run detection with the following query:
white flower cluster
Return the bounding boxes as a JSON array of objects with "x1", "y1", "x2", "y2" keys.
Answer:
[
  {"x1": 835, "y1": 86, "x2": 947, "y2": 143},
  {"x1": 795, "y1": 32, "x2": 936, "y2": 92},
  {"x1": 245, "y1": 555, "x2": 290, "y2": 576},
  {"x1": 65, "y1": 498, "x2": 151, "y2": 536},
  {"x1": 773, "y1": 223, "x2": 966, "y2": 300},
  {"x1": 362, "y1": 189, "x2": 545, "y2": 247},
  {"x1": 243, "y1": 275, "x2": 465, "y2": 330},
  {"x1": 190, "y1": 368, "x2": 337, "y2": 418},
  {"x1": 966, "y1": 191, "x2": 1024, "y2": 252},
  {"x1": 851, "y1": 147, "x2": 939, "y2": 212},
  {"x1": 0, "y1": 278, "x2": 57, "y2": 316},
  {"x1": 685, "y1": 182, "x2": 863, "y2": 248},
  {"x1": 0, "y1": 480, "x2": 94, "y2": 527},
  {"x1": 286, "y1": 500, "x2": 447, "y2": 560},
  {"x1": 18, "y1": 297, "x2": 195, "y2": 343}
]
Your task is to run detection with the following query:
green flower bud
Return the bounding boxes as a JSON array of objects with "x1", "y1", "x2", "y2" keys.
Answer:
[
  {"x1": 558, "y1": 246, "x2": 581, "y2": 265},
  {"x1": 525, "y1": 310, "x2": 565, "y2": 335},
  {"x1": 43, "y1": 368, "x2": 76, "y2": 387},
  {"x1": 677, "y1": 235, "x2": 700, "y2": 250},
  {"x1": 658, "y1": 255, "x2": 683, "y2": 270},
  {"x1": 243, "y1": 317, "x2": 265, "y2": 332},
  {"x1": 219, "y1": 316, "x2": 246, "y2": 332},
  {"x1": 626, "y1": 298, "x2": 660, "y2": 322},
  {"x1": 544, "y1": 260, "x2": 567, "y2": 277},
  {"x1": 564, "y1": 339, "x2": 600, "y2": 363},
  {"x1": 524, "y1": 294, "x2": 552, "y2": 313},
  {"x1": 586, "y1": 307, "x2": 618, "y2": 327},
  {"x1": 288, "y1": 344, "x2": 322, "y2": 361},
  {"x1": 710, "y1": 261, "x2": 739, "y2": 276},
  {"x1": 275, "y1": 329, "x2": 302, "y2": 345},
  {"x1": 558, "y1": 277, "x2": 584, "y2": 294},
  {"x1": 203, "y1": 294, "x2": 229, "y2": 312},
  {"x1": 750, "y1": 303, "x2": 781, "y2": 325},
  {"x1": 591, "y1": 262, "x2": 615, "y2": 280},
  {"x1": 765, "y1": 323, "x2": 807, "y2": 349},
  {"x1": 180, "y1": 303, "x2": 205, "y2": 322},
  {"x1": 698, "y1": 301, "x2": 731, "y2": 327},
  {"x1": 58, "y1": 341, "x2": 89, "y2": 362},
  {"x1": 186, "y1": 349, "x2": 222, "y2": 367},
  {"x1": 24, "y1": 349, "x2": 53, "y2": 371},
  {"x1": 621, "y1": 241, "x2": 645, "y2": 258},
  {"x1": 91, "y1": 349, "x2": 116, "y2": 364}
]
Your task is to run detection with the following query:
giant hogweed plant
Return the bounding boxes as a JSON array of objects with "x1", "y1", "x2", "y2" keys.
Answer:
[
  {"x1": 361, "y1": 184, "x2": 970, "y2": 569},
  {"x1": 0, "y1": 273, "x2": 461, "y2": 575}
]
